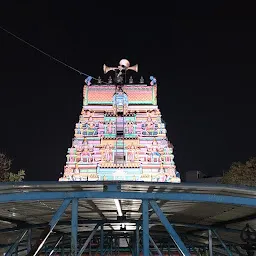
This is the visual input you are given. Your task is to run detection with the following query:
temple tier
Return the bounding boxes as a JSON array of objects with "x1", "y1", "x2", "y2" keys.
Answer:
[{"x1": 59, "y1": 60, "x2": 181, "y2": 183}]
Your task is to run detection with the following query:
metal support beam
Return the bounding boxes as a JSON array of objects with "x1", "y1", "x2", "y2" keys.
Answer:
[
  {"x1": 100, "y1": 225, "x2": 104, "y2": 256},
  {"x1": 212, "y1": 229, "x2": 233, "y2": 256},
  {"x1": 132, "y1": 233, "x2": 136, "y2": 256},
  {"x1": 117, "y1": 237, "x2": 120, "y2": 255},
  {"x1": 208, "y1": 230, "x2": 213, "y2": 256},
  {"x1": 87, "y1": 200, "x2": 107, "y2": 219},
  {"x1": 125, "y1": 236, "x2": 133, "y2": 255},
  {"x1": 142, "y1": 199, "x2": 149, "y2": 256},
  {"x1": 0, "y1": 223, "x2": 48, "y2": 233},
  {"x1": 27, "y1": 229, "x2": 32, "y2": 253},
  {"x1": 0, "y1": 216, "x2": 26, "y2": 227},
  {"x1": 71, "y1": 198, "x2": 78, "y2": 256},
  {"x1": 94, "y1": 244, "x2": 99, "y2": 256},
  {"x1": 136, "y1": 223, "x2": 140, "y2": 256},
  {"x1": 26, "y1": 199, "x2": 71, "y2": 256},
  {"x1": 149, "y1": 235, "x2": 163, "y2": 256},
  {"x1": 49, "y1": 236, "x2": 63, "y2": 256},
  {"x1": 110, "y1": 235, "x2": 112, "y2": 255},
  {"x1": 214, "y1": 213, "x2": 256, "y2": 226},
  {"x1": 232, "y1": 245, "x2": 245, "y2": 256},
  {"x1": 1, "y1": 191, "x2": 256, "y2": 207},
  {"x1": 150, "y1": 200, "x2": 190, "y2": 256},
  {"x1": 89, "y1": 240, "x2": 92, "y2": 256},
  {"x1": 6, "y1": 230, "x2": 28, "y2": 256},
  {"x1": 15, "y1": 244, "x2": 18, "y2": 256},
  {"x1": 61, "y1": 241, "x2": 65, "y2": 256},
  {"x1": 37, "y1": 219, "x2": 238, "y2": 234},
  {"x1": 77, "y1": 224, "x2": 99, "y2": 256}
]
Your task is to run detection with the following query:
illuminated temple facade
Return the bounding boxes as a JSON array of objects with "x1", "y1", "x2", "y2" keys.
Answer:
[{"x1": 59, "y1": 59, "x2": 181, "y2": 183}]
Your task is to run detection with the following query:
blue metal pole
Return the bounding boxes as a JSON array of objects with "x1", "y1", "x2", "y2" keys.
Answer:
[
  {"x1": 150, "y1": 200, "x2": 190, "y2": 256},
  {"x1": 94, "y1": 245, "x2": 99, "y2": 256},
  {"x1": 5, "y1": 229, "x2": 28, "y2": 256},
  {"x1": 27, "y1": 229, "x2": 32, "y2": 254},
  {"x1": 149, "y1": 235, "x2": 163, "y2": 256},
  {"x1": 61, "y1": 242, "x2": 65, "y2": 256},
  {"x1": 212, "y1": 229, "x2": 233, "y2": 256},
  {"x1": 117, "y1": 237, "x2": 120, "y2": 255},
  {"x1": 110, "y1": 235, "x2": 113, "y2": 255},
  {"x1": 132, "y1": 233, "x2": 136, "y2": 256},
  {"x1": 71, "y1": 198, "x2": 78, "y2": 256},
  {"x1": 44, "y1": 245, "x2": 47, "y2": 256},
  {"x1": 77, "y1": 224, "x2": 99, "y2": 256},
  {"x1": 168, "y1": 240, "x2": 171, "y2": 256},
  {"x1": 1, "y1": 191, "x2": 256, "y2": 207},
  {"x1": 15, "y1": 243, "x2": 18, "y2": 256},
  {"x1": 136, "y1": 224, "x2": 140, "y2": 256},
  {"x1": 142, "y1": 199, "x2": 149, "y2": 256},
  {"x1": 125, "y1": 237, "x2": 133, "y2": 255},
  {"x1": 208, "y1": 230, "x2": 213, "y2": 256},
  {"x1": 100, "y1": 225, "x2": 104, "y2": 256},
  {"x1": 114, "y1": 237, "x2": 117, "y2": 255}
]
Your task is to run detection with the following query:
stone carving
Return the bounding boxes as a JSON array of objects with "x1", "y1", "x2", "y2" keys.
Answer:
[
  {"x1": 80, "y1": 146, "x2": 93, "y2": 163},
  {"x1": 67, "y1": 148, "x2": 77, "y2": 162},
  {"x1": 126, "y1": 121, "x2": 134, "y2": 134},
  {"x1": 142, "y1": 116, "x2": 157, "y2": 136},
  {"x1": 145, "y1": 140, "x2": 161, "y2": 162},
  {"x1": 112, "y1": 90, "x2": 128, "y2": 115},
  {"x1": 106, "y1": 121, "x2": 115, "y2": 134},
  {"x1": 83, "y1": 115, "x2": 98, "y2": 136},
  {"x1": 127, "y1": 143, "x2": 139, "y2": 162},
  {"x1": 101, "y1": 144, "x2": 113, "y2": 162},
  {"x1": 74, "y1": 163, "x2": 80, "y2": 174},
  {"x1": 75, "y1": 123, "x2": 83, "y2": 137}
]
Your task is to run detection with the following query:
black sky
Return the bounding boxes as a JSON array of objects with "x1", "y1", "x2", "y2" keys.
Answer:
[{"x1": 0, "y1": 1, "x2": 255, "y2": 181}]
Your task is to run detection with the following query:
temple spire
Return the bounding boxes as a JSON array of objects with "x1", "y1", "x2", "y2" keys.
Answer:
[{"x1": 60, "y1": 59, "x2": 180, "y2": 183}]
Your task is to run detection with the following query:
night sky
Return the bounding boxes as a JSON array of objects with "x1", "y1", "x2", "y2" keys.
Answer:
[{"x1": 0, "y1": 2, "x2": 255, "y2": 181}]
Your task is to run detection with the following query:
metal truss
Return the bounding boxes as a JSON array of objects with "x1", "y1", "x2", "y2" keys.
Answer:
[{"x1": 0, "y1": 182, "x2": 255, "y2": 256}]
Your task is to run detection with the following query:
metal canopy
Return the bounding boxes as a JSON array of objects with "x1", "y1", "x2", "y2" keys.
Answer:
[{"x1": 0, "y1": 181, "x2": 255, "y2": 255}]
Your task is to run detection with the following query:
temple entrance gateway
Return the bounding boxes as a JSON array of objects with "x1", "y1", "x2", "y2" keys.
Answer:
[{"x1": 60, "y1": 59, "x2": 180, "y2": 183}]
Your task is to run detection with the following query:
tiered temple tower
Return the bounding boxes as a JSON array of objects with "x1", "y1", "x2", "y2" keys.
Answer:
[{"x1": 59, "y1": 59, "x2": 181, "y2": 183}]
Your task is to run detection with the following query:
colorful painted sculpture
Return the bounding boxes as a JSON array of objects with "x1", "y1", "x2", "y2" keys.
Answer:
[{"x1": 59, "y1": 59, "x2": 181, "y2": 183}]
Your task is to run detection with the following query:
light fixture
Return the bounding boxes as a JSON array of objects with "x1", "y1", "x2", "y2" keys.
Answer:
[{"x1": 114, "y1": 199, "x2": 123, "y2": 216}]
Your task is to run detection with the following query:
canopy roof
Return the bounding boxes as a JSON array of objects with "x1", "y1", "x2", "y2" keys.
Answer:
[{"x1": 0, "y1": 181, "x2": 255, "y2": 255}]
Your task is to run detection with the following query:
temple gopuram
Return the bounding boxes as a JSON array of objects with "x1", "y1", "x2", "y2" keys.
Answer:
[{"x1": 59, "y1": 59, "x2": 181, "y2": 183}]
